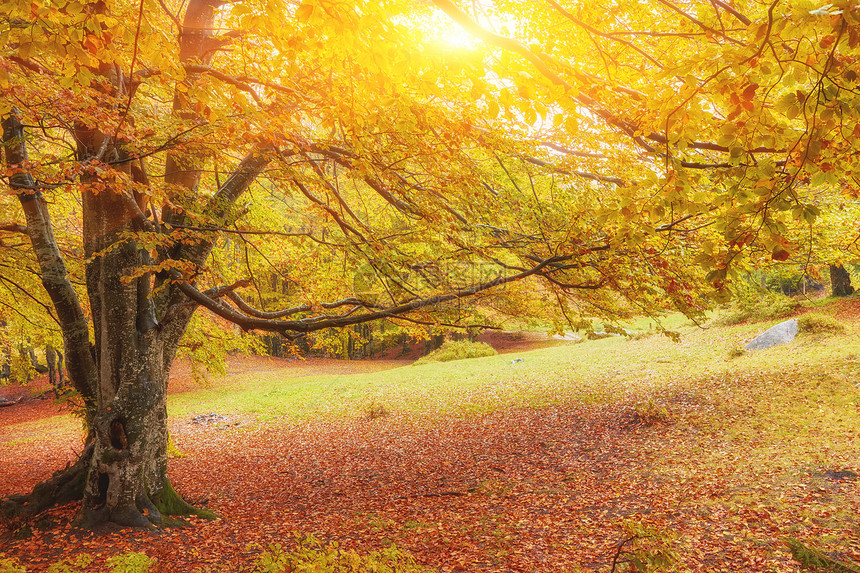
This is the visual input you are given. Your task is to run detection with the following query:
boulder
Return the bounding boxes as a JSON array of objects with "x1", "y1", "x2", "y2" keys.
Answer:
[{"x1": 745, "y1": 318, "x2": 798, "y2": 351}]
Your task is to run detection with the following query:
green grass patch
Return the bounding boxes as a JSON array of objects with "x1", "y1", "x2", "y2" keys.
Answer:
[
  {"x1": 413, "y1": 340, "x2": 497, "y2": 365},
  {"x1": 799, "y1": 312, "x2": 847, "y2": 335},
  {"x1": 163, "y1": 304, "x2": 859, "y2": 432}
]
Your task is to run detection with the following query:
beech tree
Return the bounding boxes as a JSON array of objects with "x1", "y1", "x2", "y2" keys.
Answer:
[{"x1": 2, "y1": 0, "x2": 859, "y2": 528}]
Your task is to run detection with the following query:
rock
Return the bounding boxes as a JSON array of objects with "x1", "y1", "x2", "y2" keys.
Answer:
[
  {"x1": 191, "y1": 413, "x2": 226, "y2": 425},
  {"x1": 587, "y1": 331, "x2": 613, "y2": 340},
  {"x1": 744, "y1": 318, "x2": 798, "y2": 351},
  {"x1": 550, "y1": 333, "x2": 582, "y2": 341}
]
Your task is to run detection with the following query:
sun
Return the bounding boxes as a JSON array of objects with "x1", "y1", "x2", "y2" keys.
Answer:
[
  {"x1": 412, "y1": 8, "x2": 480, "y2": 51},
  {"x1": 436, "y1": 21, "x2": 479, "y2": 50}
]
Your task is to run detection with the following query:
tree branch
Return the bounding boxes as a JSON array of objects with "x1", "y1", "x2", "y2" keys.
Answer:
[
  {"x1": 546, "y1": 0, "x2": 665, "y2": 68},
  {"x1": 173, "y1": 254, "x2": 571, "y2": 335},
  {"x1": 2, "y1": 111, "x2": 98, "y2": 400},
  {"x1": 709, "y1": 0, "x2": 752, "y2": 25},
  {"x1": 0, "y1": 222, "x2": 27, "y2": 234}
]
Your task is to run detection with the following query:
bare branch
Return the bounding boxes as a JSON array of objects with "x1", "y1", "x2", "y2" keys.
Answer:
[
  {"x1": 226, "y1": 292, "x2": 311, "y2": 319},
  {"x1": 0, "y1": 222, "x2": 27, "y2": 234},
  {"x1": 173, "y1": 254, "x2": 571, "y2": 335},
  {"x1": 709, "y1": 0, "x2": 752, "y2": 26},
  {"x1": 520, "y1": 155, "x2": 626, "y2": 186},
  {"x1": 386, "y1": 315, "x2": 502, "y2": 331},
  {"x1": 653, "y1": 0, "x2": 744, "y2": 45},
  {"x1": 536, "y1": 141, "x2": 605, "y2": 159}
]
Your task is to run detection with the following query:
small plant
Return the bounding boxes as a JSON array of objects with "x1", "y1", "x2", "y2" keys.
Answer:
[
  {"x1": 413, "y1": 340, "x2": 497, "y2": 365},
  {"x1": 363, "y1": 400, "x2": 390, "y2": 420},
  {"x1": 611, "y1": 523, "x2": 681, "y2": 572},
  {"x1": 46, "y1": 555, "x2": 93, "y2": 573},
  {"x1": 253, "y1": 534, "x2": 432, "y2": 572},
  {"x1": 167, "y1": 433, "x2": 188, "y2": 459},
  {"x1": 632, "y1": 400, "x2": 671, "y2": 426},
  {"x1": 712, "y1": 291, "x2": 801, "y2": 326},
  {"x1": 783, "y1": 537, "x2": 860, "y2": 572},
  {"x1": 798, "y1": 313, "x2": 847, "y2": 335},
  {"x1": 106, "y1": 552, "x2": 155, "y2": 573},
  {"x1": 626, "y1": 331, "x2": 654, "y2": 342},
  {"x1": 0, "y1": 555, "x2": 26, "y2": 573}
]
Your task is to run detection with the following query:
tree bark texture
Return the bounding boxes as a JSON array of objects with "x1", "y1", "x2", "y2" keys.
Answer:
[
  {"x1": 0, "y1": 0, "x2": 249, "y2": 528},
  {"x1": 830, "y1": 265, "x2": 854, "y2": 297}
]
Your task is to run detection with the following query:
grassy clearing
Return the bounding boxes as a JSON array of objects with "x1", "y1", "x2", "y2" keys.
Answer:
[
  {"x1": 164, "y1": 299, "x2": 860, "y2": 526},
  {"x1": 165, "y1": 306, "x2": 858, "y2": 430},
  {"x1": 2, "y1": 298, "x2": 858, "y2": 572}
]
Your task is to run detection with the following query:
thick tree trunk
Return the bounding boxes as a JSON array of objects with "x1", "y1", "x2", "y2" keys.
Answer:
[
  {"x1": 1, "y1": 0, "x2": 252, "y2": 529},
  {"x1": 830, "y1": 264, "x2": 855, "y2": 297},
  {"x1": 73, "y1": 108, "x2": 200, "y2": 526}
]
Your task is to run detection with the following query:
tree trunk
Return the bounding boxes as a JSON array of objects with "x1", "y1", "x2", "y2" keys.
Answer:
[
  {"x1": 1, "y1": 0, "x2": 257, "y2": 529},
  {"x1": 26, "y1": 341, "x2": 48, "y2": 374},
  {"x1": 46, "y1": 344, "x2": 57, "y2": 390},
  {"x1": 829, "y1": 264, "x2": 854, "y2": 297},
  {"x1": 71, "y1": 93, "x2": 206, "y2": 526}
]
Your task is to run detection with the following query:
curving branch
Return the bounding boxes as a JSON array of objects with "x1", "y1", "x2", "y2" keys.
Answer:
[
  {"x1": 226, "y1": 292, "x2": 311, "y2": 319},
  {"x1": 0, "y1": 222, "x2": 28, "y2": 234},
  {"x1": 172, "y1": 254, "x2": 571, "y2": 335}
]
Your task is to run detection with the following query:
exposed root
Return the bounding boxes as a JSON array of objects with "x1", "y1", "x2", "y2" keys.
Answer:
[
  {"x1": 152, "y1": 479, "x2": 218, "y2": 521},
  {"x1": 0, "y1": 443, "x2": 92, "y2": 526},
  {"x1": 1, "y1": 446, "x2": 216, "y2": 529}
]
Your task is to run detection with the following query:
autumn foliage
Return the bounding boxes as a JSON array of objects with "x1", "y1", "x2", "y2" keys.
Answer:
[{"x1": 1, "y1": 0, "x2": 860, "y2": 568}]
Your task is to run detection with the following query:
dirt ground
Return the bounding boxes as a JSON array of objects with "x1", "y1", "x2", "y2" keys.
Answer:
[{"x1": 0, "y1": 330, "x2": 553, "y2": 421}]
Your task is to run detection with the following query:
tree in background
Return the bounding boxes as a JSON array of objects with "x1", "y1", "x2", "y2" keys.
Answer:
[
  {"x1": 1, "y1": 0, "x2": 859, "y2": 528},
  {"x1": 830, "y1": 264, "x2": 855, "y2": 296}
]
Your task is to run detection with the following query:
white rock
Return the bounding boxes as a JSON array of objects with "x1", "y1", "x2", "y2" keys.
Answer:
[{"x1": 744, "y1": 319, "x2": 798, "y2": 351}]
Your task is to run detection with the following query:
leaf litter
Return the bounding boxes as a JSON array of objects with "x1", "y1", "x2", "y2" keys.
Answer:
[{"x1": 0, "y1": 324, "x2": 858, "y2": 572}]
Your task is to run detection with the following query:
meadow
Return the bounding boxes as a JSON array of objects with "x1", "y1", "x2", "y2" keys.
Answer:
[{"x1": 0, "y1": 298, "x2": 858, "y2": 572}]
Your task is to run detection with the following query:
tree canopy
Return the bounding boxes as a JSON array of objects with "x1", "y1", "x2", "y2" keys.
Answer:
[{"x1": 1, "y1": 0, "x2": 859, "y2": 527}]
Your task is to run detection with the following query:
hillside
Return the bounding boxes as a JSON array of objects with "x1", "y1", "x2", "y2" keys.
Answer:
[{"x1": 1, "y1": 297, "x2": 858, "y2": 572}]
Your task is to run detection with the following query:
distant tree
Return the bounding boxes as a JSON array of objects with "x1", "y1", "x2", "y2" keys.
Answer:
[{"x1": 830, "y1": 264, "x2": 855, "y2": 297}]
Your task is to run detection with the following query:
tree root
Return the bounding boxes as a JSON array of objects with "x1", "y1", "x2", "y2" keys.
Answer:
[
  {"x1": 152, "y1": 479, "x2": 218, "y2": 521},
  {"x1": 1, "y1": 446, "x2": 217, "y2": 529},
  {"x1": 0, "y1": 443, "x2": 92, "y2": 526}
]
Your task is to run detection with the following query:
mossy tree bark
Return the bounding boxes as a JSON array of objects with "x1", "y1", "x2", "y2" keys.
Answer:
[{"x1": 0, "y1": 0, "x2": 259, "y2": 528}]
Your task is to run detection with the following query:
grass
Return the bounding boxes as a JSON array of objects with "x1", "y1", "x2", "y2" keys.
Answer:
[
  {"x1": 412, "y1": 339, "x2": 497, "y2": 365},
  {"x1": 2, "y1": 298, "x2": 859, "y2": 572},
  {"x1": 6, "y1": 303, "x2": 858, "y2": 451},
  {"x1": 163, "y1": 303, "x2": 860, "y2": 440}
]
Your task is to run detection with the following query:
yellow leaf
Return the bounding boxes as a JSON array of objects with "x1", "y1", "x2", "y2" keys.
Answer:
[{"x1": 296, "y1": 3, "x2": 314, "y2": 22}]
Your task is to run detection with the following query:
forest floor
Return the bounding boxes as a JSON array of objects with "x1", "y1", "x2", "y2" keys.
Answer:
[{"x1": 0, "y1": 302, "x2": 859, "y2": 572}]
